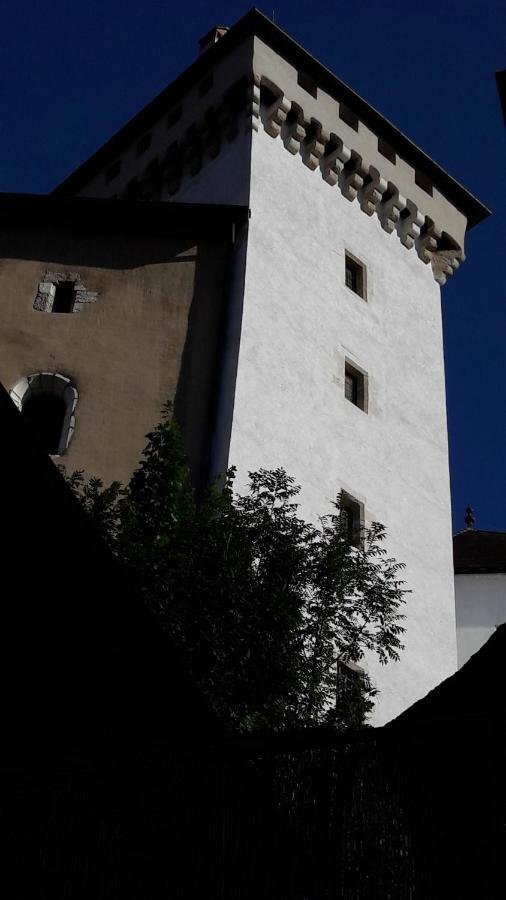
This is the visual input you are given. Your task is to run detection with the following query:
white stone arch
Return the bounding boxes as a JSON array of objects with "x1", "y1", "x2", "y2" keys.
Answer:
[{"x1": 10, "y1": 372, "x2": 78, "y2": 456}]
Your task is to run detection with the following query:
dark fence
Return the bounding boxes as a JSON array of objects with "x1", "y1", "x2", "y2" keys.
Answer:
[{"x1": 1, "y1": 712, "x2": 504, "y2": 899}]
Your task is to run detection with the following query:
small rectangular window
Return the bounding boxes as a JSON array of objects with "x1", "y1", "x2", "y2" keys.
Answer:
[
  {"x1": 344, "y1": 253, "x2": 366, "y2": 299},
  {"x1": 344, "y1": 361, "x2": 367, "y2": 412},
  {"x1": 415, "y1": 169, "x2": 433, "y2": 196},
  {"x1": 297, "y1": 70, "x2": 317, "y2": 98},
  {"x1": 105, "y1": 160, "x2": 121, "y2": 183},
  {"x1": 167, "y1": 106, "x2": 182, "y2": 129},
  {"x1": 198, "y1": 74, "x2": 213, "y2": 96},
  {"x1": 340, "y1": 493, "x2": 363, "y2": 547},
  {"x1": 136, "y1": 133, "x2": 152, "y2": 156},
  {"x1": 339, "y1": 103, "x2": 359, "y2": 131},
  {"x1": 378, "y1": 137, "x2": 396, "y2": 163},
  {"x1": 52, "y1": 282, "x2": 75, "y2": 314}
]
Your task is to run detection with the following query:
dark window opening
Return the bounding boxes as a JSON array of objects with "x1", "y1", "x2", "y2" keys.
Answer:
[
  {"x1": 105, "y1": 160, "x2": 121, "y2": 183},
  {"x1": 198, "y1": 74, "x2": 213, "y2": 96},
  {"x1": 340, "y1": 493, "x2": 363, "y2": 547},
  {"x1": 378, "y1": 137, "x2": 396, "y2": 163},
  {"x1": 344, "y1": 361, "x2": 367, "y2": 411},
  {"x1": 136, "y1": 133, "x2": 152, "y2": 156},
  {"x1": 297, "y1": 70, "x2": 317, "y2": 98},
  {"x1": 415, "y1": 169, "x2": 433, "y2": 196},
  {"x1": 167, "y1": 106, "x2": 182, "y2": 129},
  {"x1": 52, "y1": 281, "x2": 75, "y2": 314},
  {"x1": 339, "y1": 103, "x2": 359, "y2": 131},
  {"x1": 22, "y1": 393, "x2": 66, "y2": 455},
  {"x1": 345, "y1": 253, "x2": 366, "y2": 298}
]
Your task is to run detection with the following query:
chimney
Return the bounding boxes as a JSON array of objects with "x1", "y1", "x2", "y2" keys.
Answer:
[{"x1": 198, "y1": 25, "x2": 229, "y2": 55}]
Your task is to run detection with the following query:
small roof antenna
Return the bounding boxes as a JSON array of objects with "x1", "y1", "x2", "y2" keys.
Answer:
[{"x1": 464, "y1": 506, "x2": 476, "y2": 530}]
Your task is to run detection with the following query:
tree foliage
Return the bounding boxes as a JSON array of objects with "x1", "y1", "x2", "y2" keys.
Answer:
[{"x1": 65, "y1": 410, "x2": 408, "y2": 733}]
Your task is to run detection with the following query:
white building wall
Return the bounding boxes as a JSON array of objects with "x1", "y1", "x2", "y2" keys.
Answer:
[
  {"x1": 226, "y1": 122, "x2": 457, "y2": 725},
  {"x1": 455, "y1": 573, "x2": 506, "y2": 667}
]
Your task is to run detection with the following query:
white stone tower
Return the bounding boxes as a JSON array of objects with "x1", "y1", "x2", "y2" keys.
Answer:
[{"x1": 55, "y1": 10, "x2": 489, "y2": 724}]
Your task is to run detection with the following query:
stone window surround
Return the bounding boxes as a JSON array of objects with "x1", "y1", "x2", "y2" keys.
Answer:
[
  {"x1": 10, "y1": 372, "x2": 78, "y2": 457},
  {"x1": 340, "y1": 491, "x2": 365, "y2": 548},
  {"x1": 344, "y1": 359, "x2": 368, "y2": 413},
  {"x1": 344, "y1": 251, "x2": 367, "y2": 300},
  {"x1": 33, "y1": 272, "x2": 98, "y2": 314}
]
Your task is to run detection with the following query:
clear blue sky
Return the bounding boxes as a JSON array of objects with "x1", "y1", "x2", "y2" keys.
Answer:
[{"x1": 1, "y1": 1, "x2": 504, "y2": 532}]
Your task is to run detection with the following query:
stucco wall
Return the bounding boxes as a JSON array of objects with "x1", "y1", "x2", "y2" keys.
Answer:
[
  {"x1": 455, "y1": 573, "x2": 506, "y2": 667},
  {"x1": 0, "y1": 225, "x2": 229, "y2": 487},
  {"x1": 226, "y1": 122, "x2": 457, "y2": 725}
]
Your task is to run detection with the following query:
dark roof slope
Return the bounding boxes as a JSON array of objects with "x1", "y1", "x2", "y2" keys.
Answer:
[
  {"x1": 390, "y1": 622, "x2": 506, "y2": 727},
  {"x1": 453, "y1": 529, "x2": 506, "y2": 574},
  {"x1": 52, "y1": 9, "x2": 489, "y2": 228}
]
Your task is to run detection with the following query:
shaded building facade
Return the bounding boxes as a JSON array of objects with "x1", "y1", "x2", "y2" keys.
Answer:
[{"x1": 0, "y1": 10, "x2": 489, "y2": 723}]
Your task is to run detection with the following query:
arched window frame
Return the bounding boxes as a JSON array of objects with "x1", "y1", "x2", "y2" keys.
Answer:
[{"x1": 10, "y1": 372, "x2": 78, "y2": 457}]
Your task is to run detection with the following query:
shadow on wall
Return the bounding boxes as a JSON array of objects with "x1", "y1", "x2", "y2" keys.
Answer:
[
  {"x1": 0, "y1": 381, "x2": 222, "y2": 757},
  {"x1": 175, "y1": 222, "x2": 248, "y2": 491}
]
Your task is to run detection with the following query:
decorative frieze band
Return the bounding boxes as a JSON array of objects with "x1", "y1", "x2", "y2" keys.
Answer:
[
  {"x1": 256, "y1": 78, "x2": 464, "y2": 285},
  {"x1": 118, "y1": 71, "x2": 463, "y2": 285}
]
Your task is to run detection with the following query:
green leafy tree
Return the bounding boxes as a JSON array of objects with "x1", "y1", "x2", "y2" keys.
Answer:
[{"x1": 65, "y1": 411, "x2": 408, "y2": 733}]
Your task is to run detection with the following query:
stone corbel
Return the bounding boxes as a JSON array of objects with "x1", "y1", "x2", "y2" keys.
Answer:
[
  {"x1": 302, "y1": 120, "x2": 326, "y2": 170},
  {"x1": 246, "y1": 74, "x2": 261, "y2": 132},
  {"x1": 360, "y1": 166, "x2": 388, "y2": 216},
  {"x1": 283, "y1": 103, "x2": 306, "y2": 154},
  {"x1": 340, "y1": 153, "x2": 366, "y2": 202},
  {"x1": 431, "y1": 253, "x2": 455, "y2": 285},
  {"x1": 397, "y1": 200, "x2": 424, "y2": 249},
  {"x1": 263, "y1": 91, "x2": 291, "y2": 138},
  {"x1": 431, "y1": 248, "x2": 463, "y2": 285},
  {"x1": 379, "y1": 186, "x2": 407, "y2": 234},
  {"x1": 320, "y1": 134, "x2": 351, "y2": 186},
  {"x1": 417, "y1": 219, "x2": 442, "y2": 264}
]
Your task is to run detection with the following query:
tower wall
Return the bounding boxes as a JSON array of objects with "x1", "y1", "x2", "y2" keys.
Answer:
[{"x1": 225, "y1": 112, "x2": 457, "y2": 724}]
